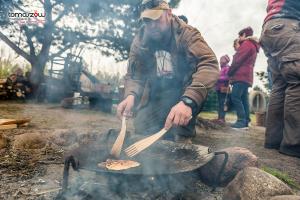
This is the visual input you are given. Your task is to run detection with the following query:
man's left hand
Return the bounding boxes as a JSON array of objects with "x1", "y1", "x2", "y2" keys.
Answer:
[{"x1": 164, "y1": 101, "x2": 192, "y2": 129}]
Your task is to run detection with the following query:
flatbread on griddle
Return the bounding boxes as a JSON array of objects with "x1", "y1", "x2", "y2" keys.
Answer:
[{"x1": 98, "y1": 159, "x2": 140, "y2": 171}]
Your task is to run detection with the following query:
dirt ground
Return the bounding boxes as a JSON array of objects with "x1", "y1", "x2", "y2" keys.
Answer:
[{"x1": 0, "y1": 102, "x2": 299, "y2": 199}]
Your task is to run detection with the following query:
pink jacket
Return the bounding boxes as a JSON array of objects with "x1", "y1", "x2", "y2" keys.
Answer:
[{"x1": 216, "y1": 64, "x2": 230, "y2": 91}]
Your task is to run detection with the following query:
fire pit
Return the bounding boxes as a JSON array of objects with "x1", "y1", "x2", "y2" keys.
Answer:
[{"x1": 56, "y1": 130, "x2": 228, "y2": 199}]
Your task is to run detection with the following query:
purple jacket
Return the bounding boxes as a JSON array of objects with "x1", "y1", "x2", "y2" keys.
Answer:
[{"x1": 216, "y1": 64, "x2": 230, "y2": 91}]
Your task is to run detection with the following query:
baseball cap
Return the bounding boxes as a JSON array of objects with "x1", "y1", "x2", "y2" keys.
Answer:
[{"x1": 140, "y1": 0, "x2": 170, "y2": 20}]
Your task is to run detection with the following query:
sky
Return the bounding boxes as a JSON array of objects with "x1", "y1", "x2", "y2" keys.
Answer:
[
  {"x1": 1, "y1": 0, "x2": 269, "y2": 87},
  {"x1": 175, "y1": 0, "x2": 268, "y2": 88},
  {"x1": 173, "y1": 0, "x2": 268, "y2": 72}
]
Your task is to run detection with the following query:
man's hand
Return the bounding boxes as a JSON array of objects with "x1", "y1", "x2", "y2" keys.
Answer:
[
  {"x1": 164, "y1": 101, "x2": 192, "y2": 130},
  {"x1": 117, "y1": 95, "x2": 135, "y2": 119}
]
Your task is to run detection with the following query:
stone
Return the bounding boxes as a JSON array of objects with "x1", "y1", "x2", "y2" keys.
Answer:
[
  {"x1": 13, "y1": 132, "x2": 47, "y2": 150},
  {"x1": 223, "y1": 167, "x2": 294, "y2": 200},
  {"x1": 199, "y1": 147, "x2": 258, "y2": 186},
  {"x1": 49, "y1": 129, "x2": 78, "y2": 146},
  {"x1": 270, "y1": 195, "x2": 300, "y2": 200}
]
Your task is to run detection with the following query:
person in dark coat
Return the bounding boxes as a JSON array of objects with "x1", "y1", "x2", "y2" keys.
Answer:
[
  {"x1": 228, "y1": 27, "x2": 260, "y2": 129},
  {"x1": 260, "y1": 0, "x2": 300, "y2": 158}
]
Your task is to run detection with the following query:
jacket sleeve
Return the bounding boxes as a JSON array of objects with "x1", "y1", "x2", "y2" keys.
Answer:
[
  {"x1": 228, "y1": 41, "x2": 254, "y2": 76},
  {"x1": 182, "y1": 29, "x2": 219, "y2": 107},
  {"x1": 123, "y1": 35, "x2": 151, "y2": 101}
]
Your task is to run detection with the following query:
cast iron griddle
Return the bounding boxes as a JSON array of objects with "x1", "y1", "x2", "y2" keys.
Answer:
[{"x1": 67, "y1": 136, "x2": 214, "y2": 176}]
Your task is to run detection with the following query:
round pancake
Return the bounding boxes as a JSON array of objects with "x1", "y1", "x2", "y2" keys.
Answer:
[{"x1": 98, "y1": 159, "x2": 140, "y2": 171}]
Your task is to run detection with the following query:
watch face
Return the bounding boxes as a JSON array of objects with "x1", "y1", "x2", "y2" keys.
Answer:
[{"x1": 185, "y1": 98, "x2": 193, "y2": 104}]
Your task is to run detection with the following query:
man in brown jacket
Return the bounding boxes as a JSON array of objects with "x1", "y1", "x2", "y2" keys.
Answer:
[{"x1": 117, "y1": 0, "x2": 219, "y2": 143}]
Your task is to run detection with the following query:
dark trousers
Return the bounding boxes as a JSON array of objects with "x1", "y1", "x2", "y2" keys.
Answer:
[
  {"x1": 260, "y1": 18, "x2": 300, "y2": 157},
  {"x1": 134, "y1": 88, "x2": 196, "y2": 140},
  {"x1": 231, "y1": 82, "x2": 250, "y2": 124},
  {"x1": 217, "y1": 91, "x2": 227, "y2": 120}
]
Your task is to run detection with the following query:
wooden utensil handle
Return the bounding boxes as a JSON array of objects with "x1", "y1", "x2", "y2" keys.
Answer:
[{"x1": 0, "y1": 119, "x2": 30, "y2": 125}]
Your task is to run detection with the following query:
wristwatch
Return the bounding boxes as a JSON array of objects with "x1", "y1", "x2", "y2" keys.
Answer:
[{"x1": 180, "y1": 96, "x2": 197, "y2": 114}]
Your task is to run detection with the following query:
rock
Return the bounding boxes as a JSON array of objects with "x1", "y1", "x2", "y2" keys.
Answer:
[
  {"x1": 223, "y1": 167, "x2": 294, "y2": 200},
  {"x1": 49, "y1": 129, "x2": 78, "y2": 146},
  {"x1": 270, "y1": 195, "x2": 300, "y2": 200},
  {"x1": 199, "y1": 147, "x2": 258, "y2": 186},
  {"x1": 13, "y1": 132, "x2": 47, "y2": 150},
  {"x1": 0, "y1": 134, "x2": 9, "y2": 149}
]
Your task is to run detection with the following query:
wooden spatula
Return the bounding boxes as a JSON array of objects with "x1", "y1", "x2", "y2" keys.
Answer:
[
  {"x1": 124, "y1": 128, "x2": 169, "y2": 157},
  {"x1": 110, "y1": 116, "x2": 127, "y2": 158}
]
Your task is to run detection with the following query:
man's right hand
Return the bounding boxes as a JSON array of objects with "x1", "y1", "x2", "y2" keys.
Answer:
[{"x1": 117, "y1": 95, "x2": 135, "y2": 119}]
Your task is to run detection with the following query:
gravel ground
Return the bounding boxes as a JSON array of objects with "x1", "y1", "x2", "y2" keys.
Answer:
[{"x1": 0, "y1": 102, "x2": 299, "y2": 199}]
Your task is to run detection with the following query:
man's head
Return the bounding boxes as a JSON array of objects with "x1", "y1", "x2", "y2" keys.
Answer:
[
  {"x1": 238, "y1": 26, "x2": 253, "y2": 41},
  {"x1": 14, "y1": 68, "x2": 23, "y2": 77},
  {"x1": 140, "y1": 0, "x2": 172, "y2": 42},
  {"x1": 9, "y1": 74, "x2": 17, "y2": 83},
  {"x1": 233, "y1": 39, "x2": 240, "y2": 51}
]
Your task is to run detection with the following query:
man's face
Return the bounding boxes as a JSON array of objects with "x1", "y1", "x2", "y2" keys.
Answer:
[
  {"x1": 233, "y1": 41, "x2": 240, "y2": 51},
  {"x1": 10, "y1": 75, "x2": 17, "y2": 82},
  {"x1": 143, "y1": 11, "x2": 171, "y2": 42}
]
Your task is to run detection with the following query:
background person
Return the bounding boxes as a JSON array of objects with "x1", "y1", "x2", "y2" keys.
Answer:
[
  {"x1": 260, "y1": 0, "x2": 300, "y2": 158},
  {"x1": 228, "y1": 27, "x2": 260, "y2": 129},
  {"x1": 213, "y1": 55, "x2": 230, "y2": 125}
]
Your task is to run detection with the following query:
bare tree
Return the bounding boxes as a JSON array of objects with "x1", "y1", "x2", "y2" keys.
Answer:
[{"x1": 0, "y1": 0, "x2": 181, "y2": 88}]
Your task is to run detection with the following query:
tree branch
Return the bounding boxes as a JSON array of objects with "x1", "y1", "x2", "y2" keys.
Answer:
[
  {"x1": 85, "y1": 42, "x2": 108, "y2": 48},
  {"x1": 38, "y1": 0, "x2": 53, "y2": 63},
  {"x1": 22, "y1": 26, "x2": 36, "y2": 57},
  {"x1": 53, "y1": 8, "x2": 69, "y2": 24},
  {"x1": 49, "y1": 42, "x2": 75, "y2": 59},
  {"x1": 0, "y1": 31, "x2": 32, "y2": 62}
]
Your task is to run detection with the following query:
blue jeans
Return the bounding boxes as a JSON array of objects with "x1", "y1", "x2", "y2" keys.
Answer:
[{"x1": 231, "y1": 81, "x2": 250, "y2": 124}]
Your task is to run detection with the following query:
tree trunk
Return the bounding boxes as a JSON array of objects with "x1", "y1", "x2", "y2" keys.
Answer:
[
  {"x1": 29, "y1": 56, "x2": 48, "y2": 100},
  {"x1": 29, "y1": 0, "x2": 53, "y2": 88},
  {"x1": 30, "y1": 62, "x2": 44, "y2": 86}
]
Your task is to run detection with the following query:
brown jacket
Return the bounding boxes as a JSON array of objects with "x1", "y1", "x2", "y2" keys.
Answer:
[{"x1": 124, "y1": 15, "x2": 219, "y2": 109}]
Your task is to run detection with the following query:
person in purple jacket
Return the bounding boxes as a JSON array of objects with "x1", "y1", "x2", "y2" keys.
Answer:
[
  {"x1": 214, "y1": 55, "x2": 230, "y2": 125},
  {"x1": 260, "y1": 0, "x2": 300, "y2": 158},
  {"x1": 228, "y1": 27, "x2": 260, "y2": 130}
]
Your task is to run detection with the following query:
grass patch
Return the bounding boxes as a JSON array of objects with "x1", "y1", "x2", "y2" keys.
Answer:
[
  {"x1": 262, "y1": 166, "x2": 300, "y2": 190},
  {"x1": 199, "y1": 111, "x2": 256, "y2": 124}
]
